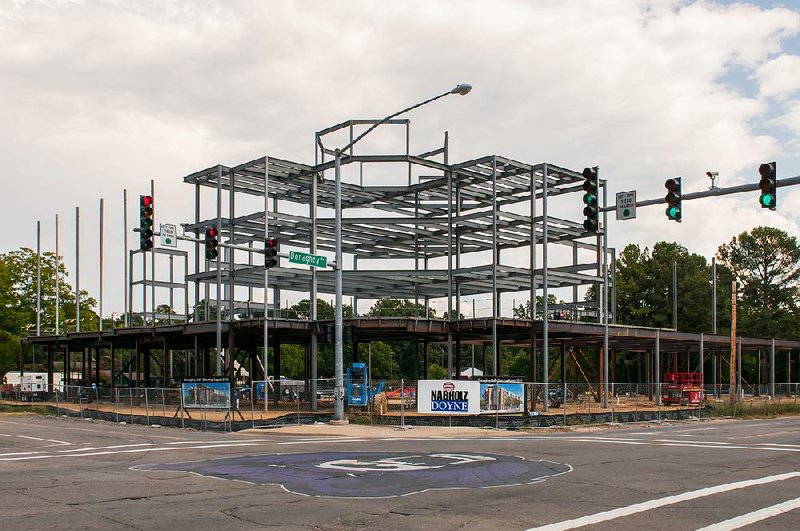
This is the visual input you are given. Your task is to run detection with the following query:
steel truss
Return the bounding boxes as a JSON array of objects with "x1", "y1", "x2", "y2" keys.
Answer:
[{"x1": 183, "y1": 123, "x2": 605, "y2": 310}]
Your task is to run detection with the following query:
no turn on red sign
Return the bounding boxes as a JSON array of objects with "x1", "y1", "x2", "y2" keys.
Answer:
[{"x1": 616, "y1": 191, "x2": 637, "y2": 220}]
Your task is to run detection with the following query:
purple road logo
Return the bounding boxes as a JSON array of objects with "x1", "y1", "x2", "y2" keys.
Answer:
[{"x1": 136, "y1": 452, "x2": 571, "y2": 498}]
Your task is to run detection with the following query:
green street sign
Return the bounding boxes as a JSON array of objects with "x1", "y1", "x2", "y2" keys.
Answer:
[{"x1": 289, "y1": 251, "x2": 327, "y2": 268}]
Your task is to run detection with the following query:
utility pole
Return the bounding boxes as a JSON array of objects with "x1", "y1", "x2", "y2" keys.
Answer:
[
  {"x1": 672, "y1": 260, "x2": 677, "y2": 330},
  {"x1": 730, "y1": 280, "x2": 737, "y2": 405}
]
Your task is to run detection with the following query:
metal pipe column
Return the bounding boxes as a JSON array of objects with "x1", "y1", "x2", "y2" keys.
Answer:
[
  {"x1": 333, "y1": 149, "x2": 344, "y2": 421},
  {"x1": 491, "y1": 157, "x2": 498, "y2": 375},
  {"x1": 602, "y1": 177, "x2": 609, "y2": 409},
  {"x1": 655, "y1": 329, "x2": 661, "y2": 405},
  {"x1": 99, "y1": 198, "x2": 104, "y2": 331},
  {"x1": 123, "y1": 189, "x2": 128, "y2": 326},
  {"x1": 263, "y1": 157, "x2": 270, "y2": 413},
  {"x1": 36, "y1": 221, "x2": 41, "y2": 336},
  {"x1": 542, "y1": 163, "x2": 549, "y2": 409},
  {"x1": 770, "y1": 338, "x2": 775, "y2": 397},
  {"x1": 75, "y1": 206, "x2": 80, "y2": 332},
  {"x1": 55, "y1": 214, "x2": 60, "y2": 336},
  {"x1": 311, "y1": 142, "x2": 319, "y2": 410},
  {"x1": 215, "y1": 166, "x2": 223, "y2": 375}
]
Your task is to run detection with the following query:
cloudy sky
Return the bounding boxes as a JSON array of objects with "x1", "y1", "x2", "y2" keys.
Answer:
[{"x1": 2, "y1": 0, "x2": 799, "y2": 318}]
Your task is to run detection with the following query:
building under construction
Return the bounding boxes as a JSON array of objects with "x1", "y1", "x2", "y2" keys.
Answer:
[{"x1": 25, "y1": 117, "x2": 800, "y2": 405}]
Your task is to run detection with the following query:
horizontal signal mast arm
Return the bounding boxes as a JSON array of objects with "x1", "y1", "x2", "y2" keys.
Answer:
[{"x1": 601, "y1": 174, "x2": 800, "y2": 212}]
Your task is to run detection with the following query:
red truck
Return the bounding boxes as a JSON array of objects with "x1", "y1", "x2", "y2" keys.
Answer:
[{"x1": 662, "y1": 372, "x2": 704, "y2": 406}]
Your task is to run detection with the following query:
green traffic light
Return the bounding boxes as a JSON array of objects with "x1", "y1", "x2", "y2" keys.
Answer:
[
  {"x1": 583, "y1": 193, "x2": 596, "y2": 205},
  {"x1": 760, "y1": 193, "x2": 774, "y2": 207},
  {"x1": 666, "y1": 206, "x2": 681, "y2": 221}
]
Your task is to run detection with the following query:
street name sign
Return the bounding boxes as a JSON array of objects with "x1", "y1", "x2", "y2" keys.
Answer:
[
  {"x1": 616, "y1": 191, "x2": 637, "y2": 220},
  {"x1": 289, "y1": 251, "x2": 328, "y2": 268},
  {"x1": 160, "y1": 223, "x2": 177, "y2": 248}
]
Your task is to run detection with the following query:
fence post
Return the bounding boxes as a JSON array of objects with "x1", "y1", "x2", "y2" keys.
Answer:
[
  {"x1": 400, "y1": 378, "x2": 405, "y2": 429},
  {"x1": 79, "y1": 386, "x2": 84, "y2": 419},
  {"x1": 494, "y1": 385, "x2": 499, "y2": 430},
  {"x1": 94, "y1": 384, "x2": 100, "y2": 420},
  {"x1": 129, "y1": 388, "x2": 134, "y2": 423},
  {"x1": 611, "y1": 384, "x2": 615, "y2": 424},
  {"x1": 114, "y1": 387, "x2": 118, "y2": 424},
  {"x1": 588, "y1": 388, "x2": 592, "y2": 426},
  {"x1": 55, "y1": 386, "x2": 60, "y2": 416},
  {"x1": 297, "y1": 385, "x2": 301, "y2": 426},
  {"x1": 144, "y1": 388, "x2": 150, "y2": 426},
  {"x1": 250, "y1": 384, "x2": 255, "y2": 429},
  {"x1": 563, "y1": 382, "x2": 567, "y2": 427}
]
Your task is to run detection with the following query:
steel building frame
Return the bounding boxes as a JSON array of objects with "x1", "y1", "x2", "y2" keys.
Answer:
[{"x1": 182, "y1": 120, "x2": 606, "y2": 377}]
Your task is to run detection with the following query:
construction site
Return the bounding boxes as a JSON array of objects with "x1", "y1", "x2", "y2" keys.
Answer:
[{"x1": 14, "y1": 104, "x2": 800, "y2": 426}]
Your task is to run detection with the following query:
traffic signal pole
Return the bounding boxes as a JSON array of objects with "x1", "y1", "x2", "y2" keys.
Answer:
[{"x1": 599, "y1": 175, "x2": 800, "y2": 213}]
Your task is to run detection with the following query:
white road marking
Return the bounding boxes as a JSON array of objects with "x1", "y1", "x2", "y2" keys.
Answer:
[
  {"x1": 695, "y1": 496, "x2": 800, "y2": 531},
  {"x1": 16, "y1": 435, "x2": 71, "y2": 446},
  {"x1": 671, "y1": 427, "x2": 717, "y2": 433},
  {"x1": 0, "y1": 451, "x2": 42, "y2": 457},
  {"x1": 657, "y1": 443, "x2": 750, "y2": 450},
  {"x1": 527, "y1": 472, "x2": 800, "y2": 531},
  {"x1": 165, "y1": 440, "x2": 264, "y2": 445},
  {"x1": 756, "y1": 443, "x2": 800, "y2": 448},
  {"x1": 277, "y1": 438, "x2": 368, "y2": 445},
  {"x1": 653, "y1": 439, "x2": 732, "y2": 445},
  {"x1": 58, "y1": 443, "x2": 152, "y2": 452},
  {"x1": 0, "y1": 442, "x2": 265, "y2": 461}
]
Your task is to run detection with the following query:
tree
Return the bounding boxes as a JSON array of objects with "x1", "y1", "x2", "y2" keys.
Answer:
[
  {"x1": 717, "y1": 226, "x2": 800, "y2": 339},
  {"x1": 0, "y1": 257, "x2": 22, "y2": 375},
  {"x1": 2, "y1": 248, "x2": 97, "y2": 334},
  {"x1": 609, "y1": 242, "x2": 720, "y2": 333},
  {"x1": 368, "y1": 298, "x2": 435, "y2": 318},
  {"x1": 513, "y1": 294, "x2": 559, "y2": 319}
]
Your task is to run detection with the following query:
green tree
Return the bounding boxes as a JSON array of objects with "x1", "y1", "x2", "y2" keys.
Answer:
[
  {"x1": 717, "y1": 226, "x2": 800, "y2": 339},
  {"x1": 2, "y1": 248, "x2": 97, "y2": 334},
  {"x1": 0, "y1": 256, "x2": 22, "y2": 375},
  {"x1": 368, "y1": 298, "x2": 435, "y2": 318},
  {"x1": 513, "y1": 294, "x2": 559, "y2": 319},
  {"x1": 610, "y1": 242, "x2": 719, "y2": 333}
]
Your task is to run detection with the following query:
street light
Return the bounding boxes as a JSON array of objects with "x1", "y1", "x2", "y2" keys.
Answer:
[{"x1": 331, "y1": 83, "x2": 472, "y2": 421}]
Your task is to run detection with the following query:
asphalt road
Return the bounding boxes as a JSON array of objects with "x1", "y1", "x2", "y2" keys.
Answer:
[{"x1": 1, "y1": 414, "x2": 799, "y2": 530}]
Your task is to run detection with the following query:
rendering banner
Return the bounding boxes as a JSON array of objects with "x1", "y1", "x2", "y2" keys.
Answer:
[
  {"x1": 417, "y1": 380, "x2": 480, "y2": 415},
  {"x1": 479, "y1": 381, "x2": 524, "y2": 413},
  {"x1": 181, "y1": 377, "x2": 231, "y2": 409}
]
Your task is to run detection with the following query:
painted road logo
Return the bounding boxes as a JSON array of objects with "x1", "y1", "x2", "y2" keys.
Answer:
[{"x1": 136, "y1": 452, "x2": 572, "y2": 498}]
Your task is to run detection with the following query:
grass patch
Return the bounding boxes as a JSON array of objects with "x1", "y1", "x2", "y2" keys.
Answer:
[
  {"x1": 707, "y1": 400, "x2": 800, "y2": 418},
  {"x1": 0, "y1": 404, "x2": 51, "y2": 415}
]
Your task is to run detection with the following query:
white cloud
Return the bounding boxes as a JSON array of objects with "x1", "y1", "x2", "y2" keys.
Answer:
[
  {"x1": 757, "y1": 54, "x2": 800, "y2": 101},
  {"x1": 1, "y1": 0, "x2": 799, "y2": 314}
]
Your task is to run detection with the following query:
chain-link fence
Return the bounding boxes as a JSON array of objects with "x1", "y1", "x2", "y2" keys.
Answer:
[{"x1": 3, "y1": 380, "x2": 800, "y2": 430}]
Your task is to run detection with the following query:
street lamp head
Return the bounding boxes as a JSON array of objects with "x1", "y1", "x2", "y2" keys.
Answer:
[{"x1": 451, "y1": 83, "x2": 472, "y2": 96}]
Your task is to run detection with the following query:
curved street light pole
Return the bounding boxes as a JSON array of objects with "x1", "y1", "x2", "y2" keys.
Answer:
[{"x1": 332, "y1": 84, "x2": 472, "y2": 421}]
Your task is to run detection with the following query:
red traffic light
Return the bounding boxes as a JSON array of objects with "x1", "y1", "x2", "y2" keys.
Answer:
[
  {"x1": 266, "y1": 238, "x2": 278, "y2": 249},
  {"x1": 141, "y1": 195, "x2": 153, "y2": 207},
  {"x1": 206, "y1": 227, "x2": 219, "y2": 238},
  {"x1": 664, "y1": 179, "x2": 680, "y2": 194}
]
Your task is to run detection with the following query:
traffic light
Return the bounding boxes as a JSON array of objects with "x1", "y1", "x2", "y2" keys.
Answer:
[
  {"x1": 582, "y1": 167, "x2": 599, "y2": 232},
  {"x1": 204, "y1": 226, "x2": 219, "y2": 260},
  {"x1": 139, "y1": 195, "x2": 154, "y2": 251},
  {"x1": 265, "y1": 238, "x2": 278, "y2": 269},
  {"x1": 758, "y1": 162, "x2": 776, "y2": 210},
  {"x1": 664, "y1": 177, "x2": 682, "y2": 222}
]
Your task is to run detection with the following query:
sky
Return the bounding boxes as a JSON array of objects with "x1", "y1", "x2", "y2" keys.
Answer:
[{"x1": 1, "y1": 0, "x2": 799, "y2": 320}]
